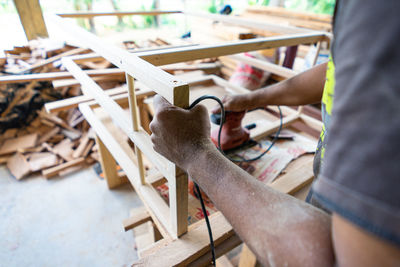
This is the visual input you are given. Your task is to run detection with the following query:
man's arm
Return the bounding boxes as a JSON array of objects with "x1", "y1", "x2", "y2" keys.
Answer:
[
  {"x1": 150, "y1": 96, "x2": 334, "y2": 266},
  {"x1": 213, "y1": 62, "x2": 327, "y2": 113}
]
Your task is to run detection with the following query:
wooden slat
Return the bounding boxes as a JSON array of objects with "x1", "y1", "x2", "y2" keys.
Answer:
[
  {"x1": 250, "y1": 113, "x2": 300, "y2": 141},
  {"x1": 57, "y1": 10, "x2": 182, "y2": 18},
  {"x1": 42, "y1": 157, "x2": 84, "y2": 178},
  {"x1": 138, "y1": 33, "x2": 327, "y2": 66},
  {"x1": 123, "y1": 206, "x2": 152, "y2": 232},
  {"x1": 126, "y1": 74, "x2": 146, "y2": 185},
  {"x1": 227, "y1": 54, "x2": 297, "y2": 79},
  {"x1": 0, "y1": 68, "x2": 124, "y2": 84},
  {"x1": 45, "y1": 86, "x2": 128, "y2": 113}
]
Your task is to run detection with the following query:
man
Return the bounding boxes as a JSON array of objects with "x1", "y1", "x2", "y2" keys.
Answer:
[{"x1": 150, "y1": 1, "x2": 400, "y2": 266}]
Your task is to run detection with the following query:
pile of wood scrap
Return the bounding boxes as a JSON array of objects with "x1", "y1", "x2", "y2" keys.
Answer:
[
  {"x1": 0, "y1": 37, "x2": 221, "y2": 181},
  {"x1": 0, "y1": 40, "x2": 119, "y2": 180},
  {"x1": 0, "y1": 107, "x2": 97, "y2": 180}
]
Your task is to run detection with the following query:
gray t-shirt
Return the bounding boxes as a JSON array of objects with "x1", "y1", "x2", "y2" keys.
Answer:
[{"x1": 312, "y1": 0, "x2": 400, "y2": 246}]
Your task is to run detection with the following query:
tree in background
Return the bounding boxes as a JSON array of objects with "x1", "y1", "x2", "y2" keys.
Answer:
[
  {"x1": 109, "y1": 0, "x2": 124, "y2": 29},
  {"x1": 69, "y1": 0, "x2": 96, "y2": 33}
]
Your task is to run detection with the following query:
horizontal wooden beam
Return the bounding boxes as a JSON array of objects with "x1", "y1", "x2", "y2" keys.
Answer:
[
  {"x1": 45, "y1": 82, "x2": 156, "y2": 113},
  {"x1": 57, "y1": 10, "x2": 182, "y2": 18},
  {"x1": 123, "y1": 206, "x2": 152, "y2": 232},
  {"x1": 227, "y1": 54, "x2": 297, "y2": 79},
  {"x1": 0, "y1": 68, "x2": 124, "y2": 84},
  {"x1": 138, "y1": 33, "x2": 327, "y2": 66}
]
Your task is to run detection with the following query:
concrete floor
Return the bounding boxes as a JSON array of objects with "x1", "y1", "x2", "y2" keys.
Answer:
[{"x1": 0, "y1": 166, "x2": 142, "y2": 266}]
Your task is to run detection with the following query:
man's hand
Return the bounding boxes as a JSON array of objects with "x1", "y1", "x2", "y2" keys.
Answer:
[
  {"x1": 150, "y1": 95, "x2": 213, "y2": 171},
  {"x1": 211, "y1": 94, "x2": 252, "y2": 114}
]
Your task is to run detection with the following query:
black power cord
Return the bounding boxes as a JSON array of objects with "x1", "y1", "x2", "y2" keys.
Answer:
[{"x1": 188, "y1": 95, "x2": 284, "y2": 266}]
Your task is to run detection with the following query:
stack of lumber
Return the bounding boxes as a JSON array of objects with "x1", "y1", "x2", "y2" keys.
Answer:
[{"x1": 242, "y1": 6, "x2": 332, "y2": 32}]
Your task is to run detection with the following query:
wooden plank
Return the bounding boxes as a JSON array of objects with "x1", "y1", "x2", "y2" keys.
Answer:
[
  {"x1": 123, "y1": 206, "x2": 152, "y2": 232},
  {"x1": 70, "y1": 44, "x2": 200, "y2": 64},
  {"x1": 62, "y1": 57, "x2": 175, "y2": 182},
  {"x1": 138, "y1": 33, "x2": 327, "y2": 66},
  {"x1": 13, "y1": 0, "x2": 48, "y2": 40},
  {"x1": 126, "y1": 74, "x2": 146, "y2": 185},
  {"x1": 250, "y1": 112, "x2": 300, "y2": 141},
  {"x1": 7, "y1": 152, "x2": 31, "y2": 180},
  {"x1": 38, "y1": 126, "x2": 60, "y2": 144},
  {"x1": 27, "y1": 152, "x2": 58, "y2": 172},
  {"x1": 96, "y1": 136, "x2": 125, "y2": 189},
  {"x1": 45, "y1": 86, "x2": 128, "y2": 113},
  {"x1": 0, "y1": 133, "x2": 38, "y2": 156},
  {"x1": 57, "y1": 10, "x2": 182, "y2": 18},
  {"x1": 0, "y1": 68, "x2": 124, "y2": 84},
  {"x1": 42, "y1": 157, "x2": 85, "y2": 178},
  {"x1": 16, "y1": 47, "x2": 88, "y2": 73},
  {"x1": 227, "y1": 54, "x2": 297, "y2": 79},
  {"x1": 79, "y1": 104, "x2": 172, "y2": 239}
]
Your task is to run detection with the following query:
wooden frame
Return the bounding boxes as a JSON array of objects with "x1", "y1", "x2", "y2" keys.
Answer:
[{"x1": 42, "y1": 10, "x2": 328, "y2": 264}]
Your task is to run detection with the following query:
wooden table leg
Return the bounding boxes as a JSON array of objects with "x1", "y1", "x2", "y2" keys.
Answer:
[{"x1": 96, "y1": 135, "x2": 128, "y2": 189}]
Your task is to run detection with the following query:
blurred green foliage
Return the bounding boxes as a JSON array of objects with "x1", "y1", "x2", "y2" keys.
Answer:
[{"x1": 285, "y1": 0, "x2": 335, "y2": 15}]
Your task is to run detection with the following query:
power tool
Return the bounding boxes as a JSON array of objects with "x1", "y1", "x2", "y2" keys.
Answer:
[{"x1": 210, "y1": 111, "x2": 251, "y2": 151}]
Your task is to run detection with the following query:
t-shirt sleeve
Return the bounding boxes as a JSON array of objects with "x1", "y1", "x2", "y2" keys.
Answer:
[{"x1": 313, "y1": 0, "x2": 400, "y2": 246}]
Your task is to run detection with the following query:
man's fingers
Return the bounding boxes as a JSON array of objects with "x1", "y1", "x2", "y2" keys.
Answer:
[{"x1": 153, "y1": 94, "x2": 173, "y2": 113}]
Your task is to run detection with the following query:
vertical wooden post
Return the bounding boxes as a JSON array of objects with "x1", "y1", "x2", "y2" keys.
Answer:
[
  {"x1": 96, "y1": 136, "x2": 125, "y2": 189},
  {"x1": 126, "y1": 73, "x2": 146, "y2": 185},
  {"x1": 13, "y1": 0, "x2": 49, "y2": 40},
  {"x1": 170, "y1": 84, "x2": 190, "y2": 237},
  {"x1": 312, "y1": 41, "x2": 322, "y2": 66}
]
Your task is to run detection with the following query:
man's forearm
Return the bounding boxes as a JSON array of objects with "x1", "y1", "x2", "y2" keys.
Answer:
[
  {"x1": 248, "y1": 62, "x2": 327, "y2": 108},
  {"x1": 188, "y1": 142, "x2": 334, "y2": 266}
]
